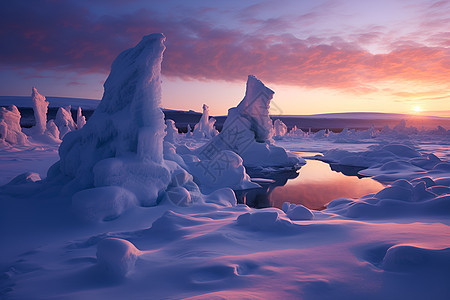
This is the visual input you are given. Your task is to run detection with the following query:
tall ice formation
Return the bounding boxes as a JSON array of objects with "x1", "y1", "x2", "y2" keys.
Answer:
[
  {"x1": 51, "y1": 33, "x2": 172, "y2": 206},
  {"x1": 193, "y1": 104, "x2": 218, "y2": 139},
  {"x1": 31, "y1": 87, "x2": 49, "y2": 135}
]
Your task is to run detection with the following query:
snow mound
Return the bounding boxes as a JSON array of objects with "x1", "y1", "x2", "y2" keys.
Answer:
[
  {"x1": 282, "y1": 202, "x2": 314, "y2": 220},
  {"x1": 382, "y1": 245, "x2": 450, "y2": 272},
  {"x1": 236, "y1": 209, "x2": 295, "y2": 232},
  {"x1": 96, "y1": 238, "x2": 141, "y2": 278},
  {"x1": 72, "y1": 186, "x2": 138, "y2": 222},
  {"x1": 183, "y1": 150, "x2": 259, "y2": 193},
  {"x1": 325, "y1": 177, "x2": 450, "y2": 218},
  {"x1": 49, "y1": 33, "x2": 172, "y2": 207},
  {"x1": 0, "y1": 105, "x2": 28, "y2": 145},
  {"x1": 193, "y1": 104, "x2": 218, "y2": 139}
]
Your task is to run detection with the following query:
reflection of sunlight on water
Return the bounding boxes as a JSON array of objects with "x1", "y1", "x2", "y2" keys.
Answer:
[
  {"x1": 241, "y1": 152, "x2": 385, "y2": 210},
  {"x1": 271, "y1": 159, "x2": 385, "y2": 210}
]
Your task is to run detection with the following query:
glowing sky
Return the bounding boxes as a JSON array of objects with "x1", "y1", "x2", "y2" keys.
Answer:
[{"x1": 0, "y1": 0, "x2": 449, "y2": 116}]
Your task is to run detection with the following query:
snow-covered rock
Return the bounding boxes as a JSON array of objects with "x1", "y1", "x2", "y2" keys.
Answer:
[
  {"x1": 193, "y1": 104, "x2": 218, "y2": 139},
  {"x1": 0, "y1": 105, "x2": 28, "y2": 145}
]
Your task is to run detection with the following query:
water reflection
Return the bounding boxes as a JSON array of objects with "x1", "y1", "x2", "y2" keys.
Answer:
[{"x1": 237, "y1": 158, "x2": 384, "y2": 210}]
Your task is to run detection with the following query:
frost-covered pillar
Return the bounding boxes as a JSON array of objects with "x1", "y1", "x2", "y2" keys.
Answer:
[
  {"x1": 235, "y1": 75, "x2": 274, "y2": 142},
  {"x1": 96, "y1": 33, "x2": 166, "y2": 163},
  {"x1": 55, "y1": 34, "x2": 170, "y2": 205},
  {"x1": 31, "y1": 87, "x2": 49, "y2": 135}
]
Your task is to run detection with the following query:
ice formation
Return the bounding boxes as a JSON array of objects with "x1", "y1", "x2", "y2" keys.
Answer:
[
  {"x1": 31, "y1": 87, "x2": 49, "y2": 135},
  {"x1": 55, "y1": 106, "x2": 76, "y2": 138},
  {"x1": 273, "y1": 119, "x2": 287, "y2": 139},
  {"x1": 47, "y1": 33, "x2": 242, "y2": 211},
  {"x1": 193, "y1": 104, "x2": 218, "y2": 139},
  {"x1": 164, "y1": 119, "x2": 179, "y2": 144},
  {"x1": 193, "y1": 75, "x2": 305, "y2": 170},
  {"x1": 0, "y1": 105, "x2": 28, "y2": 145},
  {"x1": 49, "y1": 33, "x2": 173, "y2": 207},
  {"x1": 76, "y1": 106, "x2": 86, "y2": 129},
  {"x1": 186, "y1": 124, "x2": 193, "y2": 137}
]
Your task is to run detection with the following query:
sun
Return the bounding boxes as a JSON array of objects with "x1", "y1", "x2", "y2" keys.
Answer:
[{"x1": 412, "y1": 105, "x2": 422, "y2": 113}]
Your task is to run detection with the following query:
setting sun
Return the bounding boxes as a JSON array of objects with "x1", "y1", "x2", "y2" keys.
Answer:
[{"x1": 412, "y1": 105, "x2": 422, "y2": 113}]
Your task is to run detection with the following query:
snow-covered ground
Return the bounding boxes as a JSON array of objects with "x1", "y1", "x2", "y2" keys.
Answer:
[{"x1": 1, "y1": 34, "x2": 450, "y2": 299}]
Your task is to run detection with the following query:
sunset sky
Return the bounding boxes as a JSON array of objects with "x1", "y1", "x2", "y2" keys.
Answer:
[{"x1": 0, "y1": 0, "x2": 449, "y2": 116}]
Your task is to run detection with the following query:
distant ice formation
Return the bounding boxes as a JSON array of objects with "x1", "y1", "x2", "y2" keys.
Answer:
[
  {"x1": 273, "y1": 119, "x2": 287, "y2": 139},
  {"x1": 55, "y1": 106, "x2": 76, "y2": 139},
  {"x1": 31, "y1": 87, "x2": 49, "y2": 135},
  {"x1": 193, "y1": 104, "x2": 218, "y2": 139},
  {"x1": 0, "y1": 105, "x2": 28, "y2": 145},
  {"x1": 165, "y1": 119, "x2": 179, "y2": 144},
  {"x1": 76, "y1": 106, "x2": 86, "y2": 129}
]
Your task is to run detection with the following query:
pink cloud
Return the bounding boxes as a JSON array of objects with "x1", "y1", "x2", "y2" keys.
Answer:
[{"x1": 1, "y1": 0, "x2": 449, "y2": 95}]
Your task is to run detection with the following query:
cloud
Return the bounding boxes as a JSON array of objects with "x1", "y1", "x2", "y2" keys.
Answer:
[{"x1": 0, "y1": 0, "x2": 449, "y2": 95}]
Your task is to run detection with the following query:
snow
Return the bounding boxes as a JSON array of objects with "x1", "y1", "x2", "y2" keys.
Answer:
[{"x1": 1, "y1": 34, "x2": 450, "y2": 300}]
